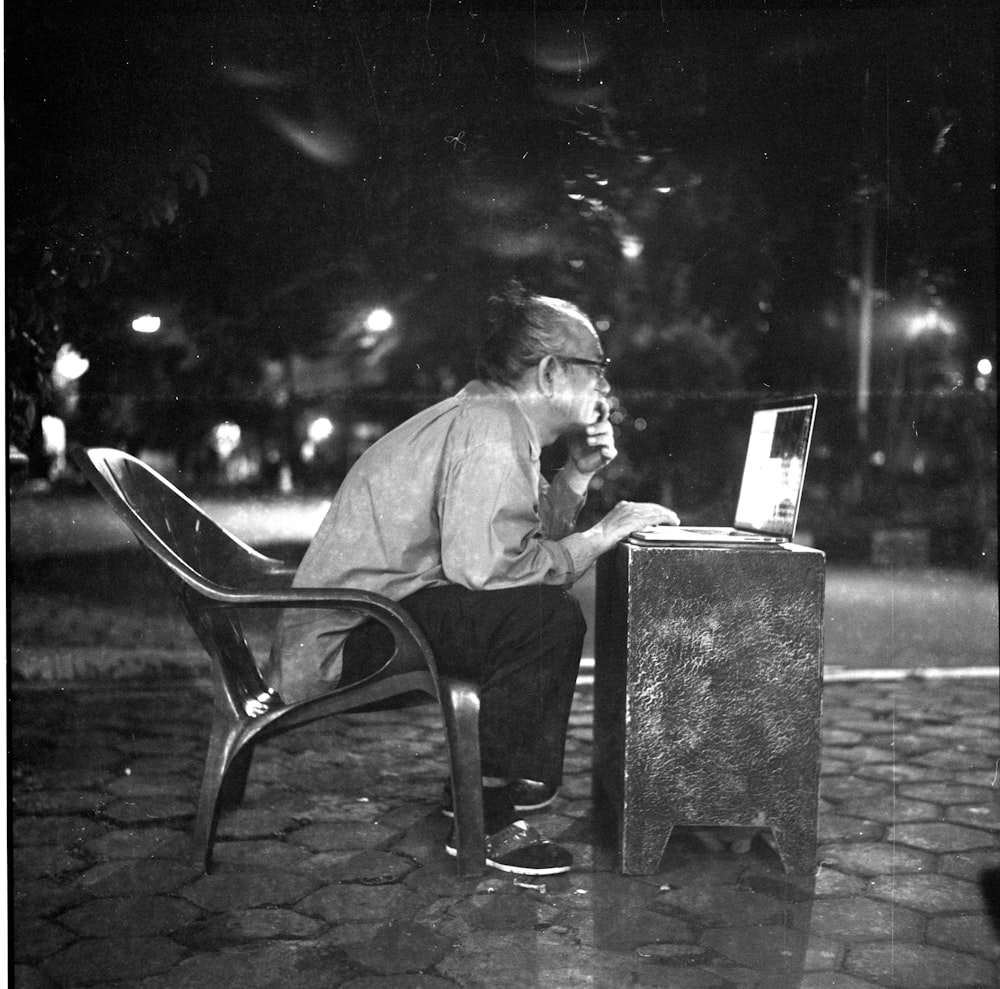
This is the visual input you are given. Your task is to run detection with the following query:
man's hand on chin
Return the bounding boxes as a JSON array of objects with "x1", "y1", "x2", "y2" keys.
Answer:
[{"x1": 567, "y1": 398, "x2": 616, "y2": 478}]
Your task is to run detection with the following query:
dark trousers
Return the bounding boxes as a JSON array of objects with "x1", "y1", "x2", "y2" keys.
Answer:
[{"x1": 344, "y1": 584, "x2": 586, "y2": 788}]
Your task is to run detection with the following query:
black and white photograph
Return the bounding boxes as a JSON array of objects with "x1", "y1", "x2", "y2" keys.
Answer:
[{"x1": 8, "y1": 2, "x2": 997, "y2": 986}]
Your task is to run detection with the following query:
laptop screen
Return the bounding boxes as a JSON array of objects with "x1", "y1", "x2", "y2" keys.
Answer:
[{"x1": 733, "y1": 395, "x2": 817, "y2": 539}]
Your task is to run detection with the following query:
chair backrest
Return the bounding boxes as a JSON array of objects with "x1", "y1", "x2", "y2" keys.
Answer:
[
  {"x1": 72, "y1": 447, "x2": 281, "y2": 704},
  {"x1": 72, "y1": 447, "x2": 284, "y2": 592}
]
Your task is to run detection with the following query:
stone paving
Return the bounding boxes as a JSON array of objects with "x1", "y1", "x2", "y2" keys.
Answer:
[{"x1": 11, "y1": 674, "x2": 1000, "y2": 989}]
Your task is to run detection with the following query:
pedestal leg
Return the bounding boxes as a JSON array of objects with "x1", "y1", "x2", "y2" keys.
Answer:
[
  {"x1": 621, "y1": 820, "x2": 674, "y2": 875},
  {"x1": 769, "y1": 811, "x2": 819, "y2": 875},
  {"x1": 620, "y1": 785, "x2": 676, "y2": 875}
]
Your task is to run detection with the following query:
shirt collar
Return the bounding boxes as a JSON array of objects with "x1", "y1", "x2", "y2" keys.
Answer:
[{"x1": 461, "y1": 379, "x2": 542, "y2": 461}]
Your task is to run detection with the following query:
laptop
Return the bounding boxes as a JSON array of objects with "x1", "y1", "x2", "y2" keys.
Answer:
[{"x1": 633, "y1": 394, "x2": 818, "y2": 545}]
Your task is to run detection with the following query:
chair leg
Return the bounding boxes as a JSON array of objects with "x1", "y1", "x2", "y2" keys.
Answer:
[
  {"x1": 192, "y1": 710, "x2": 246, "y2": 873},
  {"x1": 439, "y1": 677, "x2": 486, "y2": 877},
  {"x1": 218, "y1": 745, "x2": 254, "y2": 810}
]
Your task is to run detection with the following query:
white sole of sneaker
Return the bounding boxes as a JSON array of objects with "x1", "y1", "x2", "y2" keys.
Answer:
[
  {"x1": 514, "y1": 796, "x2": 557, "y2": 812},
  {"x1": 440, "y1": 793, "x2": 557, "y2": 819},
  {"x1": 445, "y1": 843, "x2": 572, "y2": 876}
]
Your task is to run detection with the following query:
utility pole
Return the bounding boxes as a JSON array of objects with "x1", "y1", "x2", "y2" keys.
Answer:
[{"x1": 856, "y1": 191, "x2": 876, "y2": 451}]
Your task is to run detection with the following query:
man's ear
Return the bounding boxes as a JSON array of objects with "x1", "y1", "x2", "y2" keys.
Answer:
[{"x1": 537, "y1": 355, "x2": 558, "y2": 396}]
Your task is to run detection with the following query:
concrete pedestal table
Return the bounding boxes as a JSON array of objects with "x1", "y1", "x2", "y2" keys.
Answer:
[{"x1": 592, "y1": 540, "x2": 825, "y2": 875}]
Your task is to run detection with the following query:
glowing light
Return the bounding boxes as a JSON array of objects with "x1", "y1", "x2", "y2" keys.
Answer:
[
  {"x1": 52, "y1": 344, "x2": 89, "y2": 383},
  {"x1": 353, "y1": 421, "x2": 383, "y2": 442},
  {"x1": 906, "y1": 310, "x2": 955, "y2": 339},
  {"x1": 908, "y1": 311, "x2": 938, "y2": 335},
  {"x1": 307, "y1": 416, "x2": 335, "y2": 443},
  {"x1": 364, "y1": 308, "x2": 393, "y2": 333},
  {"x1": 42, "y1": 416, "x2": 67, "y2": 457},
  {"x1": 131, "y1": 314, "x2": 161, "y2": 334},
  {"x1": 620, "y1": 235, "x2": 644, "y2": 260},
  {"x1": 976, "y1": 358, "x2": 993, "y2": 376},
  {"x1": 210, "y1": 422, "x2": 242, "y2": 458}
]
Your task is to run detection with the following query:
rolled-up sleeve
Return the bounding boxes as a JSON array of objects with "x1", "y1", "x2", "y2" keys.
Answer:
[{"x1": 539, "y1": 470, "x2": 588, "y2": 539}]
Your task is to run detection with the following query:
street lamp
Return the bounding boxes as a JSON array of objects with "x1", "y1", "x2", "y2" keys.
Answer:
[
  {"x1": 975, "y1": 357, "x2": 994, "y2": 392},
  {"x1": 307, "y1": 416, "x2": 335, "y2": 444},
  {"x1": 52, "y1": 343, "x2": 89, "y2": 386},
  {"x1": 131, "y1": 314, "x2": 161, "y2": 334},
  {"x1": 358, "y1": 307, "x2": 394, "y2": 350},
  {"x1": 364, "y1": 308, "x2": 393, "y2": 333},
  {"x1": 619, "y1": 234, "x2": 644, "y2": 260}
]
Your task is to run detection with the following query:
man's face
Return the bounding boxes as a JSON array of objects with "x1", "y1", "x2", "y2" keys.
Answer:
[{"x1": 551, "y1": 320, "x2": 611, "y2": 430}]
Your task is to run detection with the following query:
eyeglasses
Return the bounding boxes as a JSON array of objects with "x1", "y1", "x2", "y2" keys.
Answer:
[{"x1": 555, "y1": 355, "x2": 611, "y2": 380}]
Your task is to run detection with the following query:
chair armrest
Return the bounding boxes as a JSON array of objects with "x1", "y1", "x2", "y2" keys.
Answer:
[
  {"x1": 242, "y1": 565, "x2": 298, "y2": 591},
  {"x1": 266, "y1": 564, "x2": 299, "y2": 580},
  {"x1": 202, "y1": 585, "x2": 410, "y2": 614},
  {"x1": 200, "y1": 585, "x2": 435, "y2": 669}
]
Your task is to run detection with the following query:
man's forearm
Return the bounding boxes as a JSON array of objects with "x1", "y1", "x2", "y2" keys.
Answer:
[
  {"x1": 539, "y1": 464, "x2": 594, "y2": 540},
  {"x1": 553, "y1": 525, "x2": 618, "y2": 581}
]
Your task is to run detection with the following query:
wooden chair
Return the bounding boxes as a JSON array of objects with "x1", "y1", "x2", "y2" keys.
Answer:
[{"x1": 72, "y1": 447, "x2": 486, "y2": 876}]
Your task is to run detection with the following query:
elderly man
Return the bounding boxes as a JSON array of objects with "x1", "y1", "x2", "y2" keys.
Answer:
[{"x1": 272, "y1": 282, "x2": 677, "y2": 875}]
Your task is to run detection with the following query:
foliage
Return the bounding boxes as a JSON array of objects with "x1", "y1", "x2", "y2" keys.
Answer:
[{"x1": 5, "y1": 0, "x2": 212, "y2": 451}]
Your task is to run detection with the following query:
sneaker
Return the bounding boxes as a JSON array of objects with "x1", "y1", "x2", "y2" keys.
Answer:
[
  {"x1": 441, "y1": 778, "x2": 558, "y2": 818},
  {"x1": 507, "y1": 779, "x2": 559, "y2": 813},
  {"x1": 446, "y1": 819, "x2": 573, "y2": 876}
]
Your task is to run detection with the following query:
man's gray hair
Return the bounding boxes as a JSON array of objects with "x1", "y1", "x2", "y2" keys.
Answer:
[{"x1": 476, "y1": 280, "x2": 595, "y2": 385}]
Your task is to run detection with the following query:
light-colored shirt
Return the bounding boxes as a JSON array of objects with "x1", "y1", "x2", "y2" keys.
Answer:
[{"x1": 271, "y1": 379, "x2": 594, "y2": 702}]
